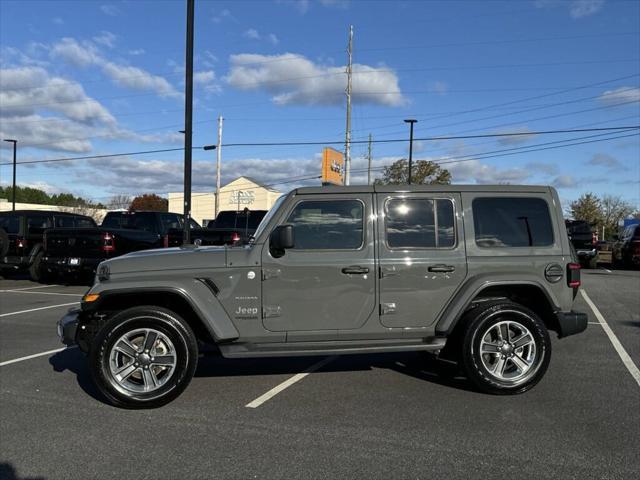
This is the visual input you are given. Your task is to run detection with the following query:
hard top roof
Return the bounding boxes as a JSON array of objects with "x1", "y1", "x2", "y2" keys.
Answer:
[{"x1": 293, "y1": 184, "x2": 553, "y2": 195}]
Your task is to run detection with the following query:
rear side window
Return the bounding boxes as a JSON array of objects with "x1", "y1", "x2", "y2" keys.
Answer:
[
  {"x1": 75, "y1": 217, "x2": 96, "y2": 228},
  {"x1": 54, "y1": 216, "x2": 75, "y2": 228},
  {"x1": 0, "y1": 216, "x2": 20, "y2": 234},
  {"x1": 159, "y1": 213, "x2": 182, "y2": 230},
  {"x1": 285, "y1": 200, "x2": 363, "y2": 250},
  {"x1": 385, "y1": 198, "x2": 455, "y2": 249},
  {"x1": 473, "y1": 197, "x2": 554, "y2": 247},
  {"x1": 27, "y1": 215, "x2": 52, "y2": 234}
]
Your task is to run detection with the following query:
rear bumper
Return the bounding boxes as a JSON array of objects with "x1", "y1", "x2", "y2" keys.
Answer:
[
  {"x1": 575, "y1": 248, "x2": 597, "y2": 258},
  {"x1": 43, "y1": 256, "x2": 102, "y2": 275},
  {"x1": 1, "y1": 255, "x2": 29, "y2": 269},
  {"x1": 555, "y1": 310, "x2": 588, "y2": 338},
  {"x1": 57, "y1": 308, "x2": 80, "y2": 346}
]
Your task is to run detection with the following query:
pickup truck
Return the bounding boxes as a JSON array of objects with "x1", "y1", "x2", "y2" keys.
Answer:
[
  {"x1": 207, "y1": 209, "x2": 268, "y2": 243},
  {"x1": 43, "y1": 210, "x2": 234, "y2": 280},
  {"x1": 565, "y1": 220, "x2": 598, "y2": 268},
  {"x1": 0, "y1": 210, "x2": 97, "y2": 281},
  {"x1": 58, "y1": 185, "x2": 587, "y2": 408}
]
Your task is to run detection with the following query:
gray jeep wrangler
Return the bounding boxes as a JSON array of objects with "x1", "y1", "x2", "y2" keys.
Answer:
[{"x1": 58, "y1": 185, "x2": 587, "y2": 408}]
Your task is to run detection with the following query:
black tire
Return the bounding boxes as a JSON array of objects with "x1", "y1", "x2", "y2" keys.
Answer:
[
  {"x1": 0, "y1": 228, "x2": 9, "y2": 257},
  {"x1": 89, "y1": 306, "x2": 198, "y2": 409},
  {"x1": 459, "y1": 301, "x2": 551, "y2": 395},
  {"x1": 29, "y1": 250, "x2": 46, "y2": 282}
]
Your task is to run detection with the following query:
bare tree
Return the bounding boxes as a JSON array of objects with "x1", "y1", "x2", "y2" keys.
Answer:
[
  {"x1": 601, "y1": 195, "x2": 635, "y2": 238},
  {"x1": 107, "y1": 194, "x2": 132, "y2": 210}
]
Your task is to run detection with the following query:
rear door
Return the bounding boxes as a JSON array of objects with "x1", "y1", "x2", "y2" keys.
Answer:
[{"x1": 376, "y1": 193, "x2": 467, "y2": 328}]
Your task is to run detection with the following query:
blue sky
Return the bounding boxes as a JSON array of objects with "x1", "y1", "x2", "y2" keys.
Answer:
[{"x1": 0, "y1": 0, "x2": 638, "y2": 208}]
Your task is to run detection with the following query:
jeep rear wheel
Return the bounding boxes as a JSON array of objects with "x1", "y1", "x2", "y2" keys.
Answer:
[
  {"x1": 460, "y1": 301, "x2": 551, "y2": 395},
  {"x1": 89, "y1": 306, "x2": 198, "y2": 409}
]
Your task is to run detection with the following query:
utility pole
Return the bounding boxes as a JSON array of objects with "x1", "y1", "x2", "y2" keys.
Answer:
[
  {"x1": 404, "y1": 119, "x2": 417, "y2": 184},
  {"x1": 344, "y1": 25, "x2": 353, "y2": 185},
  {"x1": 215, "y1": 116, "x2": 223, "y2": 218},
  {"x1": 367, "y1": 133, "x2": 373, "y2": 185},
  {"x1": 3, "y1": 139, "x2": 17, "y2": 211},
  {"x1": 182, "y1": 0, "x2": 195, "y2": 245}
]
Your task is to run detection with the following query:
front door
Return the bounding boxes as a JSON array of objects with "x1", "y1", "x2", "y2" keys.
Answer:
[
  {"x1": 261, "y1": 195, "x2": 377, "y2": 335},
  {"x1": 377, "y1": 193, "x2": 467, "y2": 328}
]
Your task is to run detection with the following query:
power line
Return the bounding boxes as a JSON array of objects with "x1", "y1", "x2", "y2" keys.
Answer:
[{"x1": 2, "y1": 125, "x2": 638, "y2": 167}]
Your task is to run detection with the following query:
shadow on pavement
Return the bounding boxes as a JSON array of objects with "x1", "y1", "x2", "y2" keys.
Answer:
[
  {"x1": 0, "y1": 463, "x2": 45, "y2": 480},
  {"x1": 48, "y1": 347, "x2": 105, "y2": 403}
]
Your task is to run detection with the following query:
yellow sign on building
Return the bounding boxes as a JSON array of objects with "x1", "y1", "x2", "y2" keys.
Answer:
[{"x1": 321, "y1": 147, "x2": 344, "y2": 186}]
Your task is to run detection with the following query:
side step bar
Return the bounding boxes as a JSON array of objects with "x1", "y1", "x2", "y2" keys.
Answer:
[{"x1": 219, "y1": 337, "x2": 447, "y2": 358}]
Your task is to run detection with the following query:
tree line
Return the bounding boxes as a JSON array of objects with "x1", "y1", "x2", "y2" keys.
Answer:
[{"x1": 569, "y1": 193, "x2": 639, "y2": 240}]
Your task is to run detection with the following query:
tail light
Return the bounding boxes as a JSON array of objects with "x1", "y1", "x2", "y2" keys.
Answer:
[
  {"x1": 567, "y1": 263, "x2": 581, "y2": 288},
  {"x1": 101, "y1": 232, "x2": 115, "y2": 253},
  {"x1": 591, "y1": 232, "x2": 598, "y2": 246},
  {"x1": 17, "y1": 237, "x2": 26, "y2": 249},
  {"x1": 163, "y1": 234, "x2": 169, "y2": 248},
  {"x1": 231, "y1": 232, "x2": 241, "y2": 243}
]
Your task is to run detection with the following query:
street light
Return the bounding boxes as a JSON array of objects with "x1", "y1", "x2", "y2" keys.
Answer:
[
  {"x1": 404, "y1": 119, "x2": 417, "y2": 185},
  {"x1": 3, "y1": 139, "x2": 17, "y2": 211}
]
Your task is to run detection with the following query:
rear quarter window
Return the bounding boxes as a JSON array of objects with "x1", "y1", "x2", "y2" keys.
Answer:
[
  {"x1": 473, "y1": 197, "x2": 554, "y2": 248},
  {"x1": 0, "y1": 216, "x2": 20, "y2": 234}
]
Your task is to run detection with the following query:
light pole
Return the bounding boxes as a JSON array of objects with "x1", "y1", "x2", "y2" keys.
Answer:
[
  {"x1": 404, "y1": 119, "x2": 417, "y2": 184},
  {"x1": 3, "y1": 139, "x2": 17, "y2": 211},
  {"x1": 182, "y1": 0, "x2": 195, "y2": 245},
  {"x1": 203, "y1": 144, "x2": 217, "y2": 220}
]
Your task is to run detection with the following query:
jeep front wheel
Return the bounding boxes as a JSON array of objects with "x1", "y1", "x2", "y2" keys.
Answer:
[
  {"x1": 89, "y1": 306, "x2": 198, "y2": 408},
  {"x1": 460, "y1": 301, "x2": 551, "y2": 395}
]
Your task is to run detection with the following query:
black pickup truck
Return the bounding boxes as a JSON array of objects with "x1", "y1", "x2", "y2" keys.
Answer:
[
  {"x1": 0, "y1": 210, "x2": 97, "y2": 281},
  {"x1": 42, "y1": 210, "x2": 236, "y2": 280},
  {"x1": 207, "y1": 209, "x2": 268, "y2": 243},
  {"x1": 565, "y1": 219, "x2": 598, "y2": 268}
]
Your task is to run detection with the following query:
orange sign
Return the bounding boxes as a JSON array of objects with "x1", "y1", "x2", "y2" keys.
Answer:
[{"x1": 321, "y1": 147, "x2": 345, "y2": 185}]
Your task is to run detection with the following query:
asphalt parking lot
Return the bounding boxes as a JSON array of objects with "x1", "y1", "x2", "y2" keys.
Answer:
[{"x1": 1, "y1": 270, "x2": 638, "y2": 480}]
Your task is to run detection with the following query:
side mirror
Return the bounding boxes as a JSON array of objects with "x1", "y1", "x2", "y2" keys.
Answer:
[{"x1": 270, "y1": 224, "x2": 294, "y2": 251}]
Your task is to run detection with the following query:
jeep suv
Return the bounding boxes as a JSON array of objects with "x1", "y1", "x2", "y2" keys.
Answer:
[{"x1": 58, "y1": 185, "x2": 587, "y2": 408}]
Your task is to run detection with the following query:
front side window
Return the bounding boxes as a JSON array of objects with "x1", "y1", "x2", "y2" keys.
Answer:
[
  {"x1": 27, "y1": 215, "x2": 52, "y2": 233},
  {"x1": 385, "y1": 198, "x2": 455, "y2": 249},
  {"x1": 285, "y1": 200, "x2": 364, "y2": 250},
  {"x1": 473, "y1": 197, "x2": 554, "y2": 247}
]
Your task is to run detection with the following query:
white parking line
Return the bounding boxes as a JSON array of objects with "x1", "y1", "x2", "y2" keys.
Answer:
[
  {"x1": 1, "y1": 284, "x2": 60, "y2": 292},
  {"x1": 0, "y1": 302, "x2": 78, "y2": 318},
  {"x1": 246, "y1": 356, "x2": 337, "y2": 408},
  {"x1": 581, "y1": 289, "x2": 640, "y2": 387},
  {"x1": 0, "y1": 347, "x2": 71, "y2": 367},
  {"x1": 0, "y1": 290, "x2": 82, "y2": 297}
]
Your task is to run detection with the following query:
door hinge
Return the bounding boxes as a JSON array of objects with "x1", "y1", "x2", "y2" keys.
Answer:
[
  {"x1": 380, "y1": 302, "x2": 396, "y2": 315},
  {"x1": 263, "y1": 305, "x2": 282, "y2": 318},
  {"x1": 262, "y1": 268, "x2": 281, "y2": 280}
]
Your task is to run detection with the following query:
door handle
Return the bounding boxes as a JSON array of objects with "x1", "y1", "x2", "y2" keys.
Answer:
[
  {"x1": 342, "y1": 266, "x2": 369, "y2": 275},
  {"x1": 428, "y1": 264, "x2": 455, "y2": 273}
]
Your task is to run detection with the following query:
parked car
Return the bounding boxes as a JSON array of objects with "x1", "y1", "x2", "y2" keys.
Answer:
[
  {"x1": 612, "y1": 223, "x2": 640, "y2": 268},
  {"x1": 43, "y1": 210, "x2": 236, "y2": 280},
  {"x1": 565, "y1": 220, "x2": 598, "y2": 268},
  {"x1": 58, "y1": 185, "x2": 588, "y2": 408},
  {"x1": 0, "y1": 210, "x2": 97, "y2": 281},
  {"x1": 207, "y1": 209, "x2": 268, "y2": 243}
]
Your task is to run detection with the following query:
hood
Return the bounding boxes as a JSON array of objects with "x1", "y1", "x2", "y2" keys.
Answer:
[{"x1": 104, "y1": 245, "x2": 228, "y2": 274}]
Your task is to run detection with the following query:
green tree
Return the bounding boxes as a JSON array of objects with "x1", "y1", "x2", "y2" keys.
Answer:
[
  {"x1": 569, "y1": 193, "x2": 603, "y2": 227},
  {"x1": 374, "y1": 159, "x2": 451, "y2": 185},
  {"x1": 129, "y1": 194, "x2": 168, "y2": 212},
  {"x1": 601, "y1": 195, "x2": 635, "y2": 239}
]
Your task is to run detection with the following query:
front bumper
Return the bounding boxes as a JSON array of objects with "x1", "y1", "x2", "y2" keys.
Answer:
[
  {"x1": 555, "y1": 310, "x2": 588, "y2": 338},
  {"x1": 57, "y1": 308, "x2": 80, "y2": 346}
]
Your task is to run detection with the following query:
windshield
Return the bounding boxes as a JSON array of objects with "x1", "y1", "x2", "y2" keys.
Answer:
[{"x1": 251, "y1": 195, "x2": 287, "y2": 241}]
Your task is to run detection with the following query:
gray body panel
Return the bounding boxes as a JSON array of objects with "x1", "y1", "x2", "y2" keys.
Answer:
[{"x1": 82, "y1": 184, "x2": 581, "y2": 357}]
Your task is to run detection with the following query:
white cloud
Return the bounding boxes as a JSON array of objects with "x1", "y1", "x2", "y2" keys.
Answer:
[
  {"x1": 128, "y1": 49, "x2": 145, "y2": 56},
  {"x1": 552, "y1": 175, "x2": 577, "y2": 188},
  {"x1": 211, "y1": 8, "x2": 232, "y2": 23},
  {"x1": 494, "y1": 126, "x2": 537, "y2": 145},
  {"x1": 569, "y1": 0, "x2": 605, "y2": 18},
  {"x1": 243, "y1": 29, "x2": 260, "y2": 40},
  {"x1": 93, "y1": 31, "x2": 117, "y2": 49},
  {"x1": 588, "y1": 153, "x2": 624, "y2": 169},
  {"x1": 226, "y1": 53, "x2": 406, "y2": 107},
  {"x1": 525, "y1": 162, "x2": 558, "y2": 175},
  {"x1": 100, "y1": 4, "x2": 120, "y2": 16},
  {"x1": 50, "y1": 37, "x2": 100, "y2": 67},
  {"x1": 267, "y1": 33, "x2": 279, "y2": 45},
  {"x1": 49, "y1": 37, "x2": 180, "y2": 98},
  {"x1": 446, "y1": 159, "x2": 531, "y2": 184},
  {"x1": 52, "y1": 17, "x2": 64, "y2": 25},
  {"x1": 598, "y1": 86, "x2": 640, "y2": 106},
  {"x1": 193, "y1": 70, "x2": 220, "y2": 93}
]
